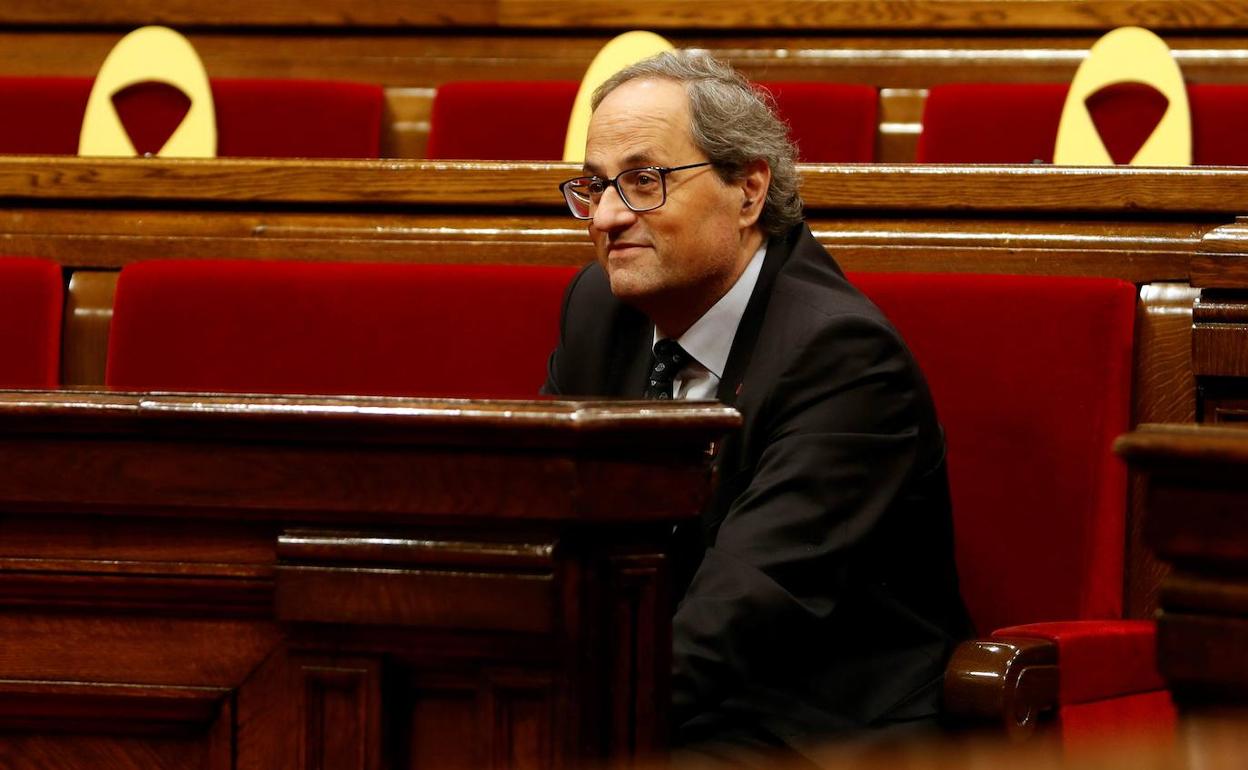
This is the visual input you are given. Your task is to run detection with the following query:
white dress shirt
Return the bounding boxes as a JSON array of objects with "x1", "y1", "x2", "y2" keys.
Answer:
[{"x1": 653, "y1": 241, "x2": 767, "y2": 400}]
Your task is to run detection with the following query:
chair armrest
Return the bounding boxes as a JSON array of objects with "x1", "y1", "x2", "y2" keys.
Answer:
[
  {"x1": 943, "y1": 636, "x2": 1058, "y2": 738},
  {"x1": 944, "y1": 619, "x2": 1163, "y2": 738}
]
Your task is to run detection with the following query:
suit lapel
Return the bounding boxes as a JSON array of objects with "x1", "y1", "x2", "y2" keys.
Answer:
[{"x1": 715, "y1": 224, "x2": 804, "y2": 407}]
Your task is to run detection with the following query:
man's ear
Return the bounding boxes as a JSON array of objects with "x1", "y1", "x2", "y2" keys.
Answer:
[{"x1": 737, "y1": 158, "x2": 771, "y2": 229}]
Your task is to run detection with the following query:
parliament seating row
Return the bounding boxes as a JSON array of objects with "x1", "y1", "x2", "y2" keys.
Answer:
[
  {"x1": 0, "y1": 76, "x2": 383, "y2": 158},
  {"x1": 0, "y1": 253, "x2": 1167, "y2": 741},
  {"x1": 5, "y1": 73, "x2": 1245, "y2": 164},
  {"x1": 428, "y1": 79, "x2": 1248, "y2": 165}
]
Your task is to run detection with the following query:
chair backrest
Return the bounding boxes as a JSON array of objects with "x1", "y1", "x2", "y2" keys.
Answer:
[
  {"x1": 847, "y1": 272, "x2": 1137, "y2": 633},
  {"x1": 426, "y1": 79, "x2": 877, "y2": 162},
  {"x1": 0, "y1": 76, "x2": 383, "y2": 158},
  {"x1": 106, "y1": 260, "x2": 577, "y2": 398},
  {"x1": 918, "y1": 82, "x2": 1248, "y2": 165},
  {"x1": 0, "y1": 256, "x2": 63, "y2": 388}
]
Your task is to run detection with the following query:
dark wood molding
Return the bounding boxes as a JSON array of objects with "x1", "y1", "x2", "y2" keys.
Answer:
[{"x1": 1118, "y1": 424, "x2": 1248, "y2": 709}]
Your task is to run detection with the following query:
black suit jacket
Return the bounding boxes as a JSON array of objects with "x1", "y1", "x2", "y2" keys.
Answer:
[{"x1": 544, "y1": 223, "x2": 971, "y2": 750}]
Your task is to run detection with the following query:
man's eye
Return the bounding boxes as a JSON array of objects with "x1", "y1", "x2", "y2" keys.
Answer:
[
  {"x1": 633, "y1": 173, "x2": 658, "y2": 187},
  {"x1": 586, "y1": 180, "x2": 607, "y2": 194}
]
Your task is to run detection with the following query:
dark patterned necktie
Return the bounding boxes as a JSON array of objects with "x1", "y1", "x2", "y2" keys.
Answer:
[{"x1": 643, "y1": 338, "x2": 689, "y2": 400}]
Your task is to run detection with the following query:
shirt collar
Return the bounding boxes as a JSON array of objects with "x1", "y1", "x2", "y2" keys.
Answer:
[{"x1": 653, "y1": 240, "x2": 768, "y2": 379}]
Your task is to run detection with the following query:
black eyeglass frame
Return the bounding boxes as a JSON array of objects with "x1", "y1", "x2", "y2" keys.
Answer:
[{"x1": 558, "y1": 161, "x2": 714, "y2": 220}]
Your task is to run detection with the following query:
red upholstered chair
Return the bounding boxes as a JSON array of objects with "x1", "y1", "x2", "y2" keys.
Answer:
[
  {"x1": 426, "y1": 80, "x2": 877, "y2": 162},
  {"x1": 105, "y1": 260, "x2": 576, "y2": 399},
  {"x1": 848, "y1": 273, "x2": 1173, "y2": 745},
  {"x1": 917, "y1": 82, "x2": 1248, "y2": 165},
  {"x1": 0, "y1": 256, "x2": 63, "y2": 388},
  {"x1": 427, "y1": 81, "x2": 581, "y2": 161},
  {"x1": 0, "y1": 76, "x2": 383, "y2": 157}
]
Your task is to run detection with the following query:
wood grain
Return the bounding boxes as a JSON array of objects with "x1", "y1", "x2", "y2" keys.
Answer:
[
  {"x1": 3, "y1": 157, "x2": 1248, "y2": 213},
  {"x1": 6, "y1": 1, "x2": 1248, "y2": 30}
]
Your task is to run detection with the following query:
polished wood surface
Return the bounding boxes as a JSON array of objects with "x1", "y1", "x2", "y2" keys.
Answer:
[
  {"x1": 4, "y1": 1, "x2": 1248, "y2": 30},
  {"x1": 0, "y1": 390, "x2": 738, "y2": 769},
  {"x1": 1117, "y1": 423, "x2": 1248, "y2": 708},
  {"x1": 5, "y1": 157, "x2": 1248, "y2": 210}
]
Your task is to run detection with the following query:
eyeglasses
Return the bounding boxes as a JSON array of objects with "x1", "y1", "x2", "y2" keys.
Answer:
[{"x1": 559, "y1": 162, "x2": 713, "y2": 220}]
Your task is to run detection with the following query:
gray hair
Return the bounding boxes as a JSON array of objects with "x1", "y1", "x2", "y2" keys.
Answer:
[{"x1": 591, "y1": 50, "x2": 803, "y2": 236}]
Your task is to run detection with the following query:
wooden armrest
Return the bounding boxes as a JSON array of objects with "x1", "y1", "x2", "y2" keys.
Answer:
[{"x1": 943, "y1": 636, "x2": 1059, "y2": 739}]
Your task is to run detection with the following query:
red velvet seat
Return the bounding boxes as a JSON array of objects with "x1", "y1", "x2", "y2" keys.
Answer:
[
  {"x1": 0, "y1": 76, "x2": 383, "y2": 158},
  {"x1": 917, "y1": 82, "x2": 1248, "y2": 165},
  {"x1": 848, "y1": 272, "x2": 1172, "y2": 744},
  {"x1": 106, "y1": 261, "x2": 578, "y2": 398},
  {"x1": 0, "y1": 256, "x2": 63, "y2": 388},
  {"x1": 427, "y1": 80, "x2": 877, "y2": 162}
]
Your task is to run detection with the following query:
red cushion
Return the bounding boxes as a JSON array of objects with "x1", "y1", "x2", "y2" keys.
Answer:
[
  {"x1": 848, "y1": 273, "x2": 1136, "y2": 633},
  {"x1": 427, "y1": 80, "x2": 877, "y2": 162},
  {"x1": 1058, "y1": 690, "x2": 1177, "y2": 749},
  {"x1": 1190, "y1": 84, "x2": 1248, "y2": 165},
  {"x1": 0, "y1": 256, "x2": 62, "y2": 388},
  {"x1": 919, "y1": 82, "x2": 1248, "y2": 165},
  {"x1": 0, "y1": 77, "x2": 93, "y2": 155},
  {"x1": 992, "y1": 620, "x2": 1163, "y2": 704},
  {"x1": 916, "y1": 83, "x2": 1069, "y2": 163},
  {"x1": 427, "y1": 81, "x2": 580, "y2": 161},
  {"x1": 758, "y1": 82, "x2": 877, "y2": 162},
  {"x1": 106, "y1": 261, "x2": 578, "y2": 398},
  {"x1": 0, "y1": 76, "x2": 383, "y2": 158}
]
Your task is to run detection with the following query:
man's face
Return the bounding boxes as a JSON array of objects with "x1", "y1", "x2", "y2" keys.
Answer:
[{"x1": 583, "y1": 78, "x2": 753, "y2": 325}]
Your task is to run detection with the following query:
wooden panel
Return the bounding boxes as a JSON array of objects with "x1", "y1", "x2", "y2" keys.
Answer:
[
  {"x1": 0, "y1": 613, "x2": 279, "y2": 685},
  {"x1": 3, "y1": 158, "x2": 1248, "y2": 211},
  {"x1": 298, "y1": 659, "x2": 381, "y2": 770},
  {"x1": 1128, "y1": 284, "x2": 1199, "y2": 618},
  {"x1": 5, "y1": 1, "x2": 1248, "y2": 31},
  {"x1": 877, "y1": 87, "x2": 926, "y2": 163},
  {"x1": 0, "y1": 733, "x2": 224, "y2": 770},
  {"x1": 606, "y1": 554, "x2": 669, "y2": 755},
  {"x1": 0, "y1": 0, "x2": 498, "y2": 26},
  {"x1": 381, "y1": 87, "x2": 434, "y2": 159},
  {"x1": 62, "y1": 270, "x2": 117, "y2": 388},
  {"x1": 276, "y1": 567, "x2": 554, "y2": 632},
  {"x1": 1119, "y1": 424, "x2": 1248, "y2": 707},
  {"x1": 0, "y1": 679, "x2": 227, "y2": 734},
  {"x1": 496, "y1": 1, "x2": 1248, "y2": 31}
]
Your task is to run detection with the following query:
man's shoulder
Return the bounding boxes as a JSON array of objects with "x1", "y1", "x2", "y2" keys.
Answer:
[{"x1": 767, "y1": 226, "x2": 894, "y2": 335}]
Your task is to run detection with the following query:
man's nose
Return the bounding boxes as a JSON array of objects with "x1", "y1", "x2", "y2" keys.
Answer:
[{"x1": 591, "y1": 185, "x2": 637, "y2": 232}]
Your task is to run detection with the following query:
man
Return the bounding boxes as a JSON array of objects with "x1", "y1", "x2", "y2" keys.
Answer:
[{"x1": 544, "y1": 51, "x2": 971, "y2": 759}]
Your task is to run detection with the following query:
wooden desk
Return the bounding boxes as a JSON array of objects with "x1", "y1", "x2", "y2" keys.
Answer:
[
  {"x1": 0, "y1": 390, "x2": 738, "y2": 770},
  {"x1": 1116, "y1": 423, "x2": 1248, "y2": 710}
]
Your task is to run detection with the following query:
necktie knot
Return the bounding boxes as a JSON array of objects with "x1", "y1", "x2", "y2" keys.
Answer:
[{"x1": 644, "y1": 339, "x2": 689, "y2": 400}]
